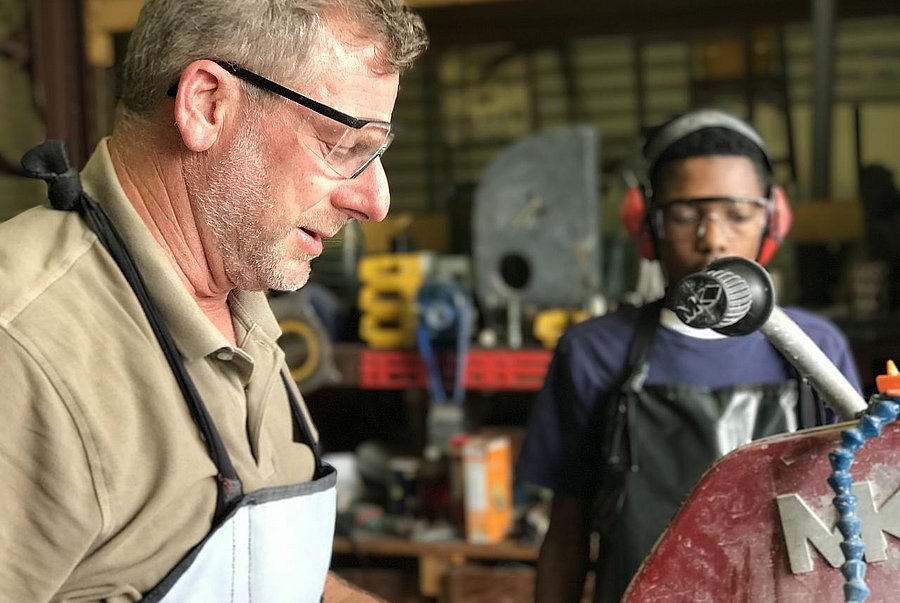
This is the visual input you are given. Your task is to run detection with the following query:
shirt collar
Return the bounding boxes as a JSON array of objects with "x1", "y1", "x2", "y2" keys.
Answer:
[
  {"x1": 80, "y1": 138, "x2": 282, "y2": 360},
  {"x1": 659, "y1": 307, "x2": 728, "y2": 340}
]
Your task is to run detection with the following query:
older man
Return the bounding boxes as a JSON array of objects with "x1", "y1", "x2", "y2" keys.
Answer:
[{"x1": 0, "y1": 1, "x2": 427, "y2": 600}]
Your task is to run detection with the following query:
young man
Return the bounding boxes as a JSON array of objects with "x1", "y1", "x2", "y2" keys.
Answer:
[
  {"x1": 0, "y1": 1, "x2": 427, "y2": 601},
  {"x1": 516, "y1": 109, "x2": 862, "y2": 603}
]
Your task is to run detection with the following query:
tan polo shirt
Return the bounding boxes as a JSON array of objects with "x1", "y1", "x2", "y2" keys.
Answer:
[{"x1": 0, "y1": 140, "x2": 318, "y2": 602}]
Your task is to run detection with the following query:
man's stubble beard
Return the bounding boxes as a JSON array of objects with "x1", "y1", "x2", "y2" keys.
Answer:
[{"x1": 185, "y1": 121, "x2": 314, "y2": 292}]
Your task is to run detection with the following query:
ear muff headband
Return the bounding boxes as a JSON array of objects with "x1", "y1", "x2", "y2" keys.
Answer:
[
  {"x1": 622, "y1": 108, "x2": 789, "y2": 264},
  {"x1": 643, "y1": 109, "x2": 773, "y2": 177}
]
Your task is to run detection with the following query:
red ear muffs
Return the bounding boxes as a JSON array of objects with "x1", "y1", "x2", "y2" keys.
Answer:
[
  {"x1": 620, "y1": 184, "x2": 657, "y2": 261},
  {"x1": 622, "y1": 183, "x2": 793, "y2": 265},
  {"x1": 757, "y1": 184, "x2": 792, "y2": 265}
]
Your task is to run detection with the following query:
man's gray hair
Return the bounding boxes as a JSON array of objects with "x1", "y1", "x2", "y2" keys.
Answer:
[{"x1": 118, "y1": 0, "x2": 428, "y2": 120}]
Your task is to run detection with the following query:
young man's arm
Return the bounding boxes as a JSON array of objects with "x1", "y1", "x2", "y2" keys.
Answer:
[{"x1": 535, "y1": 493, "x2": 593, "y2": 603}]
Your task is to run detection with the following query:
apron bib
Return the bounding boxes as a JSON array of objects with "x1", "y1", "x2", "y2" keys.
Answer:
[
  {"x1": 143, "y1": 381, "x2": 337, "y2": 603},
  {"x1": 144, "y1": 466, "x2": 337, "y2": 602},
  {"x1": 592, "y1": 381, "x2": 800, "y2": 603}
]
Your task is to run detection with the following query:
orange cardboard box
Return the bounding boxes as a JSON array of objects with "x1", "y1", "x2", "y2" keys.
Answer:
[{"x1": 462, "y1": 435, "x2": 513, "y2": 544}]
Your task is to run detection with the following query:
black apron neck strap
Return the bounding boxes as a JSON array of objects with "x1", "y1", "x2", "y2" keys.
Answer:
[
  {"x1": 22, "y1": 139, "x2": 243, "y2": 525},
  {"x1": 585, "y1": 299, "x2": 665, "y2": 532},
  {"x1": 622, "y1": 298, "x2": 664, "y2": 389},
  {"x1": 281, "y1": 371, "x2": 325, "y2": 478},
  {"x1": 21, "y1": 139, "x2": 83, "y2": 211},
  {"x1": 611, "y1": 299, "x2": 663, "y2": 470}
]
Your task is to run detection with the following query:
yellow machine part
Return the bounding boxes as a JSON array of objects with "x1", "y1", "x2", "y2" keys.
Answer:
[
  {"x1": 358, "y1": 287, "x2": 407, "y2": 319},
  {"x1": 358, "y1": 252, "x2": 431, "y2": 349},
  {"x1": 279, "y1": 319, "x2": 322, "y2": 383},
  {"x1": 533, "y1": 308, "x2": 592, "y2": 349},
  {"x1": 357, "y1": 252, "x2": 431, "y2": 294},
  {"x1": 359, "y1": 314, "x2": 417, "y2": 349}
]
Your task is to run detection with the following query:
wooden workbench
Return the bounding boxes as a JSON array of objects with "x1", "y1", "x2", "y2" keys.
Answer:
[{"x1": 333, "y1": 532, "x2": 539, "y2": 598}]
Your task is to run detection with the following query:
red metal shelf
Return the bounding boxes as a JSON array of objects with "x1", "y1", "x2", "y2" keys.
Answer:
[{"x1": 359, "y1": 348, "x2": 552, "y2": 392}]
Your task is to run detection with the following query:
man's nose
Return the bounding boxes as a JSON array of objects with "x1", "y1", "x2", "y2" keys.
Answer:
[
  {"x1": 695, "y1": 213, "x2": 728, "y2": 250},
  {"x1": 333, "y1": 158, "x2": 390, "y2": 223}
]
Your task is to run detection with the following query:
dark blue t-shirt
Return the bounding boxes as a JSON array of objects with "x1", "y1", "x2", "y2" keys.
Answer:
[{"x1": 516, "y1": 305, "x2": 862, "y2": 495}]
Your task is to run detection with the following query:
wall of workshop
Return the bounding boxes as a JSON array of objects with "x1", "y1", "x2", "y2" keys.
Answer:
[
  {"x1": 375, "y1": 14, "x2": 900, "y2": 304},
  {"x1": 4, "y1": 6, "x2": 898, "y2": 284},
  {"x1": 0, "y1": 0, "x2": 46, "y2": 221},
  {"x1": 386, "y1": 15, "x2": 900, "y2": 217},
  {"x1": 784, "y1": 16, "x2": 900, "y2": 201}
]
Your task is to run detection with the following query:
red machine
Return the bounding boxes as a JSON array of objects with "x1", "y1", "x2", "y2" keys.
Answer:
[
  {"x1": 624, "y1": 258, "x2": 900, "y2": 602},
  {"x1": 623, "y1": 415, "x2": 900, "y2": 602}
]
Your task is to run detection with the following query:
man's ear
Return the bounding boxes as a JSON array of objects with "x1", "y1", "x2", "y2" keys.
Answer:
[{"x1": 172, "y1": 60, "x2": 235, "y2": 152}]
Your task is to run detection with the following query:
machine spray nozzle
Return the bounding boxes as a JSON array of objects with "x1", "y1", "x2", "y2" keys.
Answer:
[
  {"x1": 672, "y1": 256, "x2": 867, "y2": 421},
  {"x1": 672, "y1": 256, "x2": 774, "y2": 335}
]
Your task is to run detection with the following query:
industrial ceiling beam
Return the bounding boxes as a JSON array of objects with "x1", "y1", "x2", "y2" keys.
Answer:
[
  {"x1": 417, "y1": 0, "x2": 899, "y2": 46},
  {"x1": 31, "y1": 0, "x2": 90, "y2": 169}
]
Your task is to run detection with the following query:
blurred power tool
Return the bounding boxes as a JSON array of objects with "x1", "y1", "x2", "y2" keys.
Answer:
[
  {"x1": 268, "y1": 286, "x2": 340, "y2": 393},
  {"x1": 415, "y1": 278, "x2": 475, "y2": 451},
  {"x1": 358, "y1": 252, "x2": 472, "y2": 350},
  {"x1": 532, "y1": 308, "x2": 590, "y2": 349},
  {"x1": 358, "y1": 252, "x2": 435, "y2": 349},
  {"x1": 472, "y1": 125, "x2": 602, "y2": 346}
]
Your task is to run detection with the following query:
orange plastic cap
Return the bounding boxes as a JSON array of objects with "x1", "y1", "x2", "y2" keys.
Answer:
[{"x1": 876, "y1": 360, "x2": 900, "y2": 395}]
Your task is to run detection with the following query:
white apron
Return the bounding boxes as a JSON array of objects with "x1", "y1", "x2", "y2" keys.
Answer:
[
  {"x1": 144, "y1": 467, "x2": 337, "y2": 602},
  {"x1": 142, "y1": 380, "x2": 337, "y2": 603}
]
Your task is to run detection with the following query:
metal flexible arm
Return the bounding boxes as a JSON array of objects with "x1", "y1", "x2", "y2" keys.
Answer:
[
  {"x1": 671, "y1": 256, "x2": 887, "y2": 603},
  {"x1": 671, "y1": 256, "x2": 866, "y2": 420}
]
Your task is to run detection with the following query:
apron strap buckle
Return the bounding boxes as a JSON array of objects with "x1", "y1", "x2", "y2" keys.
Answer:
[
  {"x1": 219, "y1": 475, "x2": 244, "y2": 506},
  {"x1": 21, "y1": 139, "x2": 84, "y2": 211}
]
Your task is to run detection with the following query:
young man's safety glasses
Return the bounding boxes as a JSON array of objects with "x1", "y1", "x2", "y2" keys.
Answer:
[{"x1": 652, "y1": 196, "x2": 769, "y2": 241}]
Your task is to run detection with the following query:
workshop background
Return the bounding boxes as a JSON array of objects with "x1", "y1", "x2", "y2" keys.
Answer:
[{"x1": 2, "y1": 1, "x2": 900, "y2": 601}]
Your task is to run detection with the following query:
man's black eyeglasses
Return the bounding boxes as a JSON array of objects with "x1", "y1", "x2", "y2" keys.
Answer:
[{"x1": 168, "y1": 60, "x2": 393, "y2": 179}]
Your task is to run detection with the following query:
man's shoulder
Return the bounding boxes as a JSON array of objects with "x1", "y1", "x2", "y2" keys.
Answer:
[
  {"x1": 0, "y1": 206, "x2": 100, "y2": 323},
  {"x1": 0, "y1": 204, "x2": 96, "y2": 263}
]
